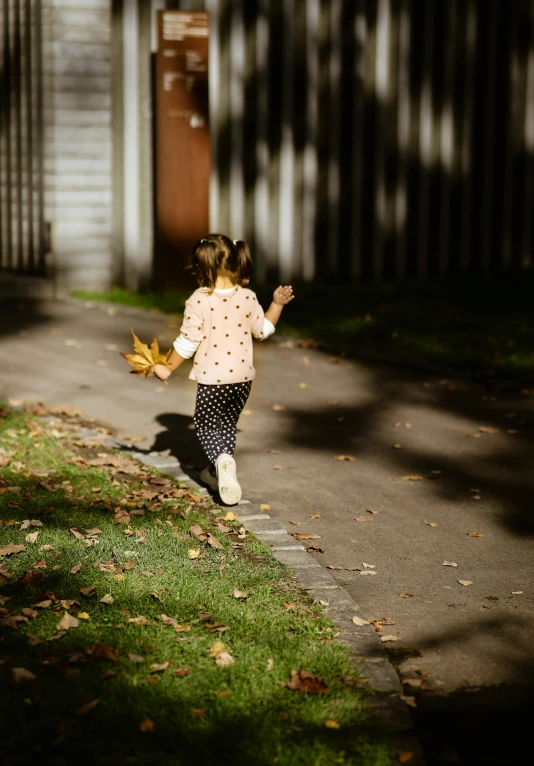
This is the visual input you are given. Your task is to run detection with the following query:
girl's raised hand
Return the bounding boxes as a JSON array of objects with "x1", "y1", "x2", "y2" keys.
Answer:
[
  {"x1": 273, "y1": 285, "x2": 294, "y2": 306},
  {"x1": 152, "y1": 363, "x2": 171, "y2": 381}
]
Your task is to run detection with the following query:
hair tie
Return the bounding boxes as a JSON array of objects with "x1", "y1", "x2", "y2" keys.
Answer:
[
  {"x1": 200, "y1": 238, "x2": 206, "y2": 243},
  {"x1": 233, "y1": 239, "x2": 238, "y2": 245}
]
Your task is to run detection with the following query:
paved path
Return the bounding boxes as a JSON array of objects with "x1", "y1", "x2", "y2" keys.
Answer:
[{"x1": 2, "y1": 299, "x2": 533, "y2": 729}]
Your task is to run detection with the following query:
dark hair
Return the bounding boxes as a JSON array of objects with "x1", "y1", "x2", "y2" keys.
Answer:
[{"x1": 190, "y1": 234, "x2": 253, "y2": 292}]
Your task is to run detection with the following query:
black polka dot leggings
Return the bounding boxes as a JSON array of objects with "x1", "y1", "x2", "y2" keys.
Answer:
[{"x1": 194, "y1": 381, "x2": 252, "y2": 465}]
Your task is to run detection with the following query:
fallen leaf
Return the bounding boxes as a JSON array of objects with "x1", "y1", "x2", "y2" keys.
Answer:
[
  {"x1": 259, "y1": 504, "x2": 270, "y2": 511},
  {"x1": 174, "y1": 667, "x2": 191, "y2": 677},
  {"x1": 57, "y1": 612, "x2": 79, "y2": 631},
  {"x1": 399, "y1": 593, "x2": 414, "y2": 599},
  {"x1": 271, "y1": 403, "x2": 285, "y2": 411},
  {"x1": 69, "y1": 528, "x2": 85, "y2": 540},
  {"x1": 319, "y1": 600, "x2": 329, "y2": 606},
  {"x1": 77, "y1": 612, "x2": 91, "y2": 621},
  {"x1": 380, "y1": 635, "x2": 399, "y2": 642},
  {"x1": 401, "y1": 475, "x2": 423, "y2": 481},
  {"x1": 0, "y1": 543, "x2": 26, "y2": 557},
  {"x1": 353, "y1": 515, "x2": 373, "y2": 522},
  {"x1": 479, "y1": 426, "x2": 499, "y2": 434},
  {"x1": 266, "y1": 658, "x2": 274, "y2": 671},
  {"x1": 306, "y1": 544, "x2": 324, "y2": 553},
  {"x1": 284, "y1": 669, "x2": 330, "y2": 693},
  {"x1": 362, "y1": 562, "x2": 375, "y2": 569},
  {"x1": 128, "y1": 653, "x2": 144, "y2": 663},
  {"x1": 21, "y1": 608, "x2": 39, "y2": 618},
  {"x1": 359, "y1": 570, "x2": 377, "y2": 576},
  {"x1": 139, "y1": 717, "x2": 155, "y2": 732},
  {"x1": 76, "y1": 698, "x2": 101, "y2": 716},
  {"x1": 467, "y1": 532, "x2": 483, "y2": 537},
  {"x1": 70, "y1": 562, "x2": 82, "y2": 575},
  {"x1": 458, "y1": 580, "x2": 473, "y2": 586},
  {"x1": 400, "y1": 694, "x2": 417, "y2": 708},
  {"x1": 149, "y1": 661, "x2": 170, "y2": 673},
  {"x1": 398, "y1": 752, "x2": 415, "y2": 763},
  {"x1": 511, "y1": 591, "x2": 523, "y2": 595},
  {"x1": 425, "y1": 522, "x2": 438, "y2": 527},
  {"x1": 392, "y1": 443, "x2": 402, "y2": 449},
  {"x1": 292, "y1": 533, "x2": 319, "y2": 541},
  {"x1": 80, "y1": 586, "x2": 96, "y2": 597},
  {"x1": 31, "y1": 559, "x2": 47, "y2": 570},
  {"x1": 284, "y1": 602, "x2": 299, "y2": 611},
  {"x1": 273, "y1": 464, "x2": 282, "y2": 470},
  {"x1": 324, "y1": 719, "x2": 340, "y2": 729},
  {"x1": 309, "y1": 513, "x2": 321, "y2": 519},
  {"x1": 206, "y1": 533, "x2": 224, "y2": 550},
  {"x1": 128, "y1": 615, "x2": 150, "y2": 626},
  {"x1": 87, "y1": 643, "x2": 120, "y2": 662},
  {"x1": 442, "y1": 561, "x2": 458, "y2": 567},
  {"x1": 25, "y1": 531, "x2": 40, "y2": 544},
  {"x1": 231, "y1": 588, "x2": 248, "y2": 600},
  {"x1": 333, "y1": 455, "x2": 357, "y2": 462},
  {"x1": 27, "y1": 633, "x2": 42, "y2": 646},
  {"x1": 224, "y1": 511, "x2": 237, "y2": 521},
  {"x1": 326, "y1": 565, "x2": 343, "y2": 570},
  {"x1": 11, "y1": 667, "x2": 37, "y2": 683},
  {"x1": 188, "y1": 548, "x2": 200, "y2": 560},
  {"x1": 100, "y1": 594, "x2": 114, "y2": 605},
  {"x1": 352, "y1": 616, "x2": 370, "y2": 626}
]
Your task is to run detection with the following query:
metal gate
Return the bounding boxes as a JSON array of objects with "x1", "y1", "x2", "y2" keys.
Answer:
[{"x1": 0, "y1": 0, "x2": 46, "y2": 275}]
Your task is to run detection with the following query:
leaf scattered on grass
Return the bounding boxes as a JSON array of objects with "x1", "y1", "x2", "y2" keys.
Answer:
[
  {"x1": 86, "y1": 643, "x2": 120, "y2": 662},
  {"x1": 70, "y1": 562, "x2": 82, "y2": 575},
  {"x1": 208, "y1": 641, "x2": 235, "y2": 666},
  {"x1": 128, "y1": 615, "x2": 150, "y2": 626},
  {"x1": 149, "y1": 661, "x2": 170, "y2": 674},
  {"x1": 56, "y1": 612, "x2": 79, "y2": 631},
  {"x1": 100, "y1": 594, "x2": 114, "y2": 605},
  {"x1": 139, "y1": 718, "x2": 155, "y2": 732},
  {"x1": 284, "y1": 669, "x2": 330, "y2": 694},
  {"x1": 76, "y1": 699, "x2": 101, "y2": 716},
  {"x1": 80, "y1": 586, "x2": 96, "y2": 597},
  {"x1": 0, "y1": 543, "x2": 26, "y2": 557},
  {"x1": 324, "y1": 720, "x2": 340, "y2": 729},
  {"x1": 25, "y1": 531, "x2": 40, "y2": 544},
  {"x1": 128, "y1": 653, "x2": 144, "y2": 664},
  {"x1": 173, "y1": 667, "x2": 191, "y2": 677},
  {"x1": 398, "y1": 752, "x2": 416, "y2": 763},
  {"x1": 230, "y1": 588, "x2": 247, "y2": 600},
  {"x1": 11, "y1": 668, "x2": 37, "y2": 683},
  {"x1": 77, "y1": 612, "x2": 91, "y2": 620}
]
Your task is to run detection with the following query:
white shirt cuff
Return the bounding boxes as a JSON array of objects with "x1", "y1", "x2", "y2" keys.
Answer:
[
  {"x1": 173, "y1": 334, "x2": 200, "y2": 360},
  {"x1": 262, "y1": 318, "x2": 275, "y2": 339}
]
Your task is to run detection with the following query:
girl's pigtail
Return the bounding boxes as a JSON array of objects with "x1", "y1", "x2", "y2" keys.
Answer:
[
  {"x1": 234, "y1": 240, "x2": 253, "y2": 286},
  {"x1": 191, "y1": 238, "x2": 219, "y2": 291}
]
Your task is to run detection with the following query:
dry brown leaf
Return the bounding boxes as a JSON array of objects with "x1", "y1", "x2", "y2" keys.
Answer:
[
  {"x1": 0, "y1": 543, "x2": 26, "y2": 557},
  {"x1": 324, "y1": 720, "x2": 340, "y2": 729},
  {"x1": 68, "y1": 528, "x2": 85, "y2": 540},
  {"x1": 399, "y1": 593, "x2": 414, "y2": 599},
  {"x1": 11, "y1": 667, "x2": 37, "y2": 683},
  {"x1": 306, "y1": 544, "x2": 324, "y2": 553},
  {"x1": 284, "y1": 669, "x2": 330, "y2": 694},
  {"x1": 326, "y1": 565, "x2": 343, "y2": 570},
  {"x1": 87, "y1": 643, "x2": 120, "y2": 662},
  {"x1": 187, "y1": 548, "x2": 200, "y2": 560},
  {"x1": 397, "y1": 753, "x2": 416, "y2": 763},
  {"x1": 380, "y1": 635, "x2": 399, "y2": 642},
  {"x1": 128, "y1": 653, "x2": 144, "y2": 663},
  {"x1": 56, "y1": 612, "x2": 79, "y2": 631},
  {"x1": 401, "y1": 475, "x2": 423, "y2": 481},
  {"x1": 128, "y1": 615, "x2": 150, "y2": 626},
  {"x1": 207, "y1": 533, "x2": 224, "y2": 549},
  {"x1": 149, "y1": 661, "x2": 170, "y2": 673},
  {"x1": 139, "y1": 717, "x2": 155, "y2": 732},
  {"x1": 442, "y1": 561, "x2": 458, "y2": 567},
  {"x1": 333, "y1": 455, "x2": 357, "y2": 462},
  {"x1": 100, "y1": 594, "x2": 114, "y2": 605},
  {"x1": 467, "y1": 532, "x2": 483, "y2": 537},
  {"x1": 479, "y1": 425, "x2": 499, "y2": 434},
  {"x1": 76, "y1": 699, "x2": 101, "y2": 716},
  {"x1": 458, "y1": 580, "x2": 473, "y2": 586},
  {"x1": 25, "y1": 531, "x2": 39, "y2": 544},
  {"x1": 31, "y1": 559, "x2": 47, "y2": 570},
  {"x1": 174, "y1": 667, "x2": 191, "y2": 677},
  {"x1": 425, "y1": 522, "x2": 438, "y2": 528},
  {"x1": 70, "y1": 562, "x2": 82, "y2": 575},
  {"x1": 352, "y1": 616, "x2": 370, "y2": 626},
  {"x1": 292, "y1": 533, "x2": 319, "y2": 541},
  {"x1": 80, "y1": 586, "x2": 96, "y2": 597},
  {"x1": 231, "y1": 588, "x2": 248, "y2": 599},
  {"x1": 120, "y1": 330, "x2": 171, "y2": 377}
]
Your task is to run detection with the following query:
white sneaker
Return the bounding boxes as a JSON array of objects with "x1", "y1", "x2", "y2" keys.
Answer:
[
  {"x1": 215, "y1": 453, "x2": 241, "y2": 505},
  {"x1": 199, "y1": 465, "x2": 218, "y2": 492}
]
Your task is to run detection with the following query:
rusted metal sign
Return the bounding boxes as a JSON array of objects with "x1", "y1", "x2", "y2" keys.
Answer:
[{"x1": 155, "y1": 11, "x2": 210, "y2": 288}]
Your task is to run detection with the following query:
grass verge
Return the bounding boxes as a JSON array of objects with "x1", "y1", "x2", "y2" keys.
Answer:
[
  {"x1": 0, "y1": 404, "x2": 391, "y2": 766},
  {"x1": 73, "y1": 270, "x2": 534, "y2": 384}
]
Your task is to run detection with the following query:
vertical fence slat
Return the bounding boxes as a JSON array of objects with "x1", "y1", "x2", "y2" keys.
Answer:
[
  {"x1": 278, "y1": 0, "x2": 294, "y2": 282},
  {"x1": 372, "y1": 0, "x2": 391, "y2": 281},
  {"x1": 3, "y1": 0, "x2": 13, "y2": 269},
  {"x1": 438, "y1": 0, "x2": 455, "y2": 275},
  {"x1": 326, "y1": 0, "x2": 341, "y2": 276},
  {"x1": 351, "y1": 0, "x2": 366, "y2": 280},
  {"x1": 394, "y1": 0, "x2": 410, "y2": 278},
  {"x1": 25, "y1": 0, "x2": 35, "y2": 272},
  {"x1": 302, "y1": 0, "x2": 318, "y2": 281},
  {"x1": 416, "y1": 0, "x2": 435, "y2": 279},
  {"x1": 502, "y1": 8, "x2": 520, "y2": 269},
  {"x1": 14, "y1": 1, "x2": 24, "y2": 270},
  {"x1": 480, "y1": 0, "x2": 498, "y2": 269},
  {"x1": 230, "y1": 0, "x2": 245, "y2": 238},
  {"x1": 207, "y1": 0, "x2": 220, "y2": 232},
  {"x1": 521, "y1": 0, "x2": 534, "y2": 267},
  {"x1": 35, "y1": 0, "x2": 45, "y2": 272},
  {"x1": 460, "y1": 0, "x2": 477, "y2": 272},
  {"x1": 254, "y1": 0, "x2": 270, "y2": 281}
]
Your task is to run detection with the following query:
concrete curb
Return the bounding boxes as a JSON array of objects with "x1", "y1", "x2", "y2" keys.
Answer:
[{"x1": 59, "y1": 421, "x2": 424, "y2": 762}]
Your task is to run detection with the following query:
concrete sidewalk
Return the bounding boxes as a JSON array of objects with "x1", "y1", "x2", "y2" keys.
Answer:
[{"x1": 2, "y1": 298, "x2": 533, "y2": 761}]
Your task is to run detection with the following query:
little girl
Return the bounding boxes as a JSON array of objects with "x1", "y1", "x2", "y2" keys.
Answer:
[{"x1": 152, "y1": 234, "x2": 293, "y2": 505}]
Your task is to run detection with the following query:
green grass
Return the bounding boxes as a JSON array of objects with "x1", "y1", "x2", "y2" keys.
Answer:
[
  {"x1": 74, "y1": 270, "x2": 534, "y2": 383},
  {"x1": 0, "y1": 406, "x2": 391, "y2": 766}
]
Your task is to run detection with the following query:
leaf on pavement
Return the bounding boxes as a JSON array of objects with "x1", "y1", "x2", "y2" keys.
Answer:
[
  {"x1": 120, "y1": 330, "x2": 170, "y2": 377},
  {"x1": 352, "y1": 616, "x2": 370, "y2": 626},
  {"x1": 467, "y1": 532, "x2": 483, "y2": 537},
  {"x1": 442, "y1": 561, "x2": 458, "y2": 567},
  {"x1": 310, "y1": 513, "x2": 321, "y2": 519},
  {"x1": 380, "y1": 635, "x2": 399, "y2": 642},
  {"x1": 333, "y1": 455, "x2": 357, "y2": 462},
  {"x1": 0, "y1": 543, "x2": 26, "y2": 557},
  {"x1": 399, "y1": 593, "x2": 414, "y2": 598},
  {"x1": 292, "y1": 533, "x2": 319, "y2": 541},
  {"x1": 284, "y1": 669, "x2": 330, "y2": 694},
  {"x1": 57, "y1": 612, "x2": 79, "y2": 631},
  {"x1": 401, "y1": 475, "x2": 423, "y2": 481},
  {"x1": 479, "y1": 426, "x2": 499, "y2": 434},
  {"x1": 306, "y1": 544, "x2": 324, "y2": 553},
  {"x1": 425, "y1": 521, "x2": 438, "y2": 527},
  {"x1": 259, "y1": 505, "x2": 270, "y2": 511},
  {"x1": 458, "y1": 580, "x2": 473, "y2": 586},
  {"x1": 70, "y1": 562, "x2": 82, "y2": 575}
]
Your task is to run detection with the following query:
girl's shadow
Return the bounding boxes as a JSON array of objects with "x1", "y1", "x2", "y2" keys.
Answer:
[{"x1": 151, "y1": 413, "x2": 206, "y2": 479}]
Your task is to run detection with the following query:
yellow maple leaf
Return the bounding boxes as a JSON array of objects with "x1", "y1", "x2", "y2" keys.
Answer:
[{"x1": 120, "y1": 330, "x2": 171, "y2": 377}]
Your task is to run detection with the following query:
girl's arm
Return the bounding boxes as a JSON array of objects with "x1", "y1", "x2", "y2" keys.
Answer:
[
  {"x1": 152, "y1": 349, "x2": 186, "y2": 380},
  {"x1": 265, "y1": 285, "x2": 294, "y2": 326}
]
